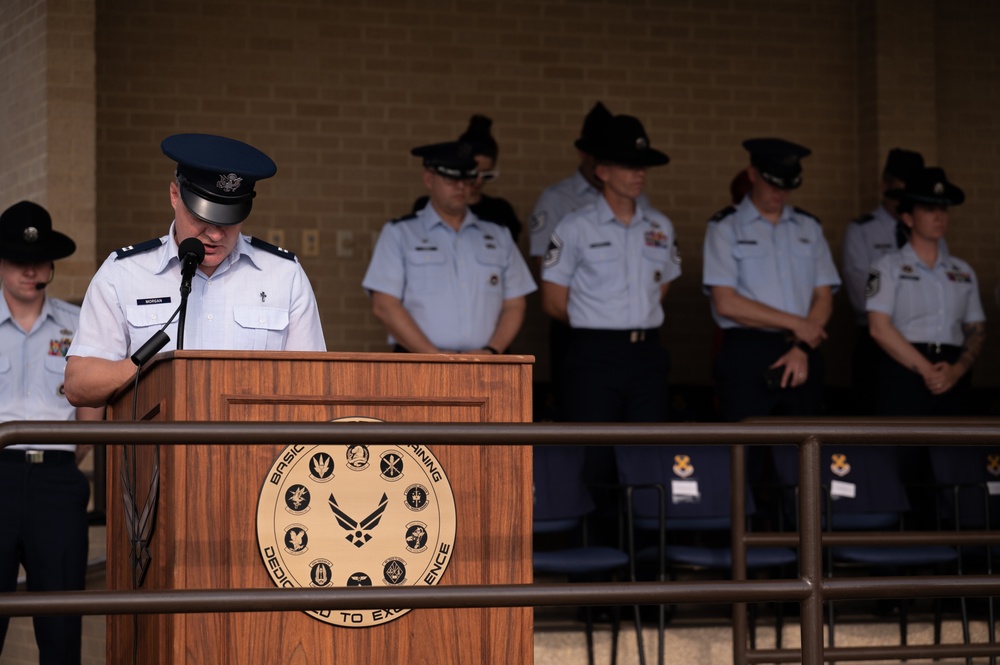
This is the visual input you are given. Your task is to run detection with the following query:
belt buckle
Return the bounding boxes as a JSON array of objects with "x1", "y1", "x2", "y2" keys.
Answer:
[
  {"x1": 629, "y1": 330, "x2": 646, "y2": 343},
  {"x1": 26, "y1": 450, "x2": 44, "y2": 464}
]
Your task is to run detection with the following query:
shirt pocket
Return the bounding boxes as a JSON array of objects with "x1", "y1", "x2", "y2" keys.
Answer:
[
  {"x1": 0, "y1": 355, "x2": 11, "y2": 404},
  {"x1": 43, "y1": 354, "x2": 70, "y2": 406},
  {"x1": 580, "y1": 243, "x2": 623, "y2": 295},
  {"x1": 733, "y1": 242, "x2": 768, "y2": 260},
  {"x1": 404, "y1": 248, "x2": 448, "y2": 295},
  {"x1": 125, "y1": 302, "x2": 179, "y2": 347},
  {"x1": 234, "y1": 306, "x2": 290, "y2": 351}
]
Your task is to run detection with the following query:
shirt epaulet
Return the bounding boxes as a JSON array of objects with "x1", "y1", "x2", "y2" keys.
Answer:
[
  {"x1": 114, "y1": 238, "x2": 162, "y2": 260},
  {"x1": 851, "y1": 212, "x2": 875, "y2": 225},
  {"x1": 794, "y1": 206, "x2": 821, "y2": 224},
  {"x1": 390, "y1": 212, "x2": 419, "y2": 225},
  {"x1": 249, "y1": 236, "x2": 296, "y2": 261},
  {"x1": 708, "y1": 206, "x2": 736, "y2": 223}
]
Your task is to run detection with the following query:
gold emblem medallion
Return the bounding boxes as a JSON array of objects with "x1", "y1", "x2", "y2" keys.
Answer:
[{"x1": 256, "y1": 417, "x2": 457, "y2": 627}]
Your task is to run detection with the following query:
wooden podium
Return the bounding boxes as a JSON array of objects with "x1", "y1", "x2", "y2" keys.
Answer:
[{"x1": 106, "y1": 351, "x2": 533, "y2": 664}]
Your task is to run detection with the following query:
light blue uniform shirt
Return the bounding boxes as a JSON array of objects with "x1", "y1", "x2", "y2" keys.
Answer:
[
  {"x1": 865, "y1": 243, "x2": 985, "y2": 346},
  {"x1": 0, "y1": 294, "x2": 80, "y2": 452},
  {"x1": 529, "y1": 170, "x2": 653, "y2": 258},
  {"x1": 702, "y1": 196, "x2": 841, "y2": 329},
  {"x1": 68, "y1": 222, "x2": 326, "y2": 361},
  {"x1": 541, "y1": 196, "x2": 681, "y2": 330},
  {"x1": 362, "y1": 205, "x2": 537, "y2": 351}
]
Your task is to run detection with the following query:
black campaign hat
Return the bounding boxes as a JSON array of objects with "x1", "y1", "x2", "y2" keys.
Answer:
[
  {"x1": 410, "y1": 141, "x2": 478, "y2": 179},
  {"x1": 590, "y1": 115, "x2": 669, "y2": 168},
  {"x1": 883, "y1": 148, "x2": 925, "y2": 183},
  {"x1": 574, "y1": 101, "x2": 613, "y2": 153},
  {"x1": 886, "y1": 166, "x2": 965, "y2": 207},
  {"x1": 162, "y1": 133, "x2": 277, "y2": 227},
  {"x1": 0, "y1": 201, "x2": 76, "y2": 263},
  {"x1": 743, "y1": 138, "x2": 811, "y2": 190}
]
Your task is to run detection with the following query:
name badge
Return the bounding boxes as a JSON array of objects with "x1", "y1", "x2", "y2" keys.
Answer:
[{"x1": 137, "y1": 297, "x2": 172, "y2": 305}]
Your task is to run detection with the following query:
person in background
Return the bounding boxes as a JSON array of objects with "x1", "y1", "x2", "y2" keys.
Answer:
[
  {"x1": 413, "y1": 115, "x2": 522, "y2": 243},
  {"x1": 842, "y1": 148, "x2": 925, "y2": 413},
  {"x1": 65, "y1": 133, "x2": 326, "y2": 407},
  {"x1": 867, "y1": 166, "x2": 985, "y2": 416},
  {"x1": 365, "y1": 140, "x2": 536, "y2": 354},
  {"x1": 0, "y1": 200, "x2": 104, "y2": 664},
  {"x1": 703, "y1": 138, "x2": 841, "y2": 422}
]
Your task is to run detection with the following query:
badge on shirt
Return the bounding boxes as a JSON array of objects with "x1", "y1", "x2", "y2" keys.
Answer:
[
  {"x1": 865, "y1": 270, "x2": 880, "y2": 298},
  {"x1": 644, "y1": 230, "x2": 669, "y2": 249},
  {"x1": 49, "y1": 338, "x2": 72, "y2": 357},
  {"x1": 488, "y1": 274, "x2": 499, "y2": 286},
  {"x1": 530, "y1": 211, "x2": 547, "y2": 233},
  {"x1": 946, "y1": 270, "x2": 972, "y2": 283},
  {"x1": 543, "y1": 234, "x2": 562, "y2": 269},
  {"x1": 137, "y1": 297, "x2": 172, "y2": 305}
]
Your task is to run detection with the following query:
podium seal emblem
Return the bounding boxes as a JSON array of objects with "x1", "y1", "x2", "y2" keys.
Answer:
[{"x1": 256, "y1": 417, "x2": 457, "y2": 627}]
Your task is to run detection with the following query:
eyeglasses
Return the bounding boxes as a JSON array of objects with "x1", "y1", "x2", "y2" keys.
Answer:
[{"x1": 475, "y1": 170, "x2": 499, "y2": 183}]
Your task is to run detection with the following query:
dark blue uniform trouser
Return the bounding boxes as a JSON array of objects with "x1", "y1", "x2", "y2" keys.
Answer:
[
  {"x1": 714, "y1": 328, "x2": 825, "y2": 423},
  {"x1": 875, "y1": 343, "x2": 971, "y2": 416},
  {"x1": 0, "y1": 451, "x2": 90, "y2": 665},
  {"x1": 560, "y1": 327, "x2": 670, "y2": 490}
]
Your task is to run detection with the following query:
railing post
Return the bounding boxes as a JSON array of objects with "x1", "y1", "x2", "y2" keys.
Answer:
[
  {"x1": 799, "y1": 435, "x2": 824, "y2": 665},
  {"x1": 732, "y1": 443, "x2": 749, "y2": 665}
]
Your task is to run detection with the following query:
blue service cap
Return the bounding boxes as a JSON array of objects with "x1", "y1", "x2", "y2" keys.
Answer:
[
  {"x1": 162, "y1": 134, "x2": 277, "y2": 226},
  {"x1": 410, "y1": 141, "x2": 478, "y2": 180},
  {"x1": 742, "y1": 138, "x2": 811, "y2": 190}
]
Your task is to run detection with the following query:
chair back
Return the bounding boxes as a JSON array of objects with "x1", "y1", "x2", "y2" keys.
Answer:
[
  {"x1": 533, "y1": 446, "x2": 595, "y2": 524},
  {"x1": 927, "y1": 446, "x2": 1000, "y2": 529},
  {"x1": 615, "y1": 446, "x2": 752, "y2": 526}
]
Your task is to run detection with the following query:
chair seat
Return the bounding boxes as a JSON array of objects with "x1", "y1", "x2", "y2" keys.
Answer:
[
  {"x1": 832, "y1": 545, "x2": 958, "y2": 567},
  {"x1": 636, "y1": 544, "x2": 798, "y2": 570},
  {"x1": 533, "y1": 546, "x2": 629, "y2": 576}
]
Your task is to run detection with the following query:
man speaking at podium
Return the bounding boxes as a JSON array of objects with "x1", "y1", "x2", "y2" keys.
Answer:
[{"x1": 65, "y1": 134, "x2": 326, "y2": 407}]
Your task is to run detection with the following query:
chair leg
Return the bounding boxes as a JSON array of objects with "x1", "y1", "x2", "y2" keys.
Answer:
[
  {"x1": 748, "y1": 602, "x2": 757, "y2": 649},
  {"x1": 584, "y1": 606, "x2": 596, "y2": 665},
  {"x1": 775, "y1": 601, "x2": 784, "y2": 649},
  {"x1": 610, "y1": 604, "x2": 621, "y2": 665}
]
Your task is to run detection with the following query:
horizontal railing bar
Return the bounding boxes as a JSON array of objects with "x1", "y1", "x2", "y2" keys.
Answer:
[
  {"x1": 3, "y1": 575, "x2": 999, "y2": 618},
  {"x1": 746, "y1": 530, "x2": 1000, "y2": 546},
  {"x1": 0, "y1": 580, "x2": 812, "y2": 617},
  {"x1": 1, "y1": 420, "x2": 999, "y2": 449},
  {"x1": 747, "y1": 643, "x2": 1000, "y2": 663}
]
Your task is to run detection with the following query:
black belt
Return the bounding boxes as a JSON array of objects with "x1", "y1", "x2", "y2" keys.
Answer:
[
  {"x1": 0, "y1": 449, "x2": 76, "y2": 465},
  {"x1": 912, "y1": 342, "x2": 961, "y2": 356},
  {"x1": 571, "y1": 327, "x2": 658, "y2": 343}
]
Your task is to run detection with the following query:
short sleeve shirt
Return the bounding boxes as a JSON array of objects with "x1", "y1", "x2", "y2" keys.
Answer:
[
  {"x1": 362, "y1": 204, "x2": 537, "y2": 350},
  {"x1": 865, "y1": 243, "x2": 985, "y2": 346},
  {"x1": 842, "y1": 205, "x2": 899, "y2": 323},
  {"x1": 68, "y1": 222, "x2": 327, "y2": 361},
  {"x1": 529, "y1": 171, "x2": 602, "y2": 257},
  {"x1": 0, "y1": 294, "x2": 81, "y2": 451},
  {"x1": 541, "y1": 196, "x2": 681, "y2": 330},
  {"x1": 702, "y1": 196, "x2": 841, "y2": 329}
]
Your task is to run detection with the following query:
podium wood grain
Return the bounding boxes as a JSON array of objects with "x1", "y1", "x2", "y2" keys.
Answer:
[{"x1": 107, "y1": 351, "x2": 533, "y2": 664}]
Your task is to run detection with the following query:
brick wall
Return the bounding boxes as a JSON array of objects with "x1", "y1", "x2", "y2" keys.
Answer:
[{"x1": 86, "y1": 0, "x2": 1000, "y2": 392}]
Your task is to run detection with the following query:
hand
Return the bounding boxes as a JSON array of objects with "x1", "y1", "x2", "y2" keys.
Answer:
[
  {"x1": 771, "y1": 347, "x2": 810, "y2": 389},
  {"x1": 924, "y1": 362, "x2": 961, "y2": 395},
  {"x1": 791, "y1": 319, "x2": 827, "y2": 349}
]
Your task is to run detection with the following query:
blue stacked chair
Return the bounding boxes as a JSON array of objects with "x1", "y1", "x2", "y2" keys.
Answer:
[
  {"x1": 533, "y1": 445, "x2": 641, "y2": 665},
  {"x1": 615, "y1": 445, "x2": 797, "y2": 665}
]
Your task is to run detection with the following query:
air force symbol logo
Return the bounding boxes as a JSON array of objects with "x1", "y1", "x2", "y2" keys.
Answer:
[{"x1": 256, "y1": 418, "x2": 457, "y2": 628}]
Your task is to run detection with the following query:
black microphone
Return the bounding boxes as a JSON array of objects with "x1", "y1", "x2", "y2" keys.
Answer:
[
  {"x1": 35, "y1": 262, "x2": 55, "y2": 289},
  {"x1": 176, "y1": 238, "x2": 205, "y2": 351},
  {"x1": 178, "y1": 238, "x2": 205, "y2": 297}
]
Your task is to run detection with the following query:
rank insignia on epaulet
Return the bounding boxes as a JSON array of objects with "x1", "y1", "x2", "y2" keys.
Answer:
[
  {"x1": 794, "y1": 206, "x2": 821, "y2": 224},
  {"x1": 709, "y1": 206, "x2": 736, "y2": 223},
  {"x1": 249, "y1": 236, "x2": 296, "y2": 261},
  {"x1": 851, "y1": 213, "x2": 875, "y2": 225},
  {"x1": 390, "y1": 212, "x2": 418, "y2": 225},
  {"x1": 114, "y1": 238, "x2": 162, "y2": 260}
]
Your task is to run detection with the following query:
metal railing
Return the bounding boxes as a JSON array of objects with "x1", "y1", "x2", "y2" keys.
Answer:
[{"x1": 2, "y1": 419, "x2": 999, "y2": 664}]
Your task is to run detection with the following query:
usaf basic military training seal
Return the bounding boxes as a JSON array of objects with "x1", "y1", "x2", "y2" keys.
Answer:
[{"x1": 256, "y1": 417, "x2": 457, "y2": 628}]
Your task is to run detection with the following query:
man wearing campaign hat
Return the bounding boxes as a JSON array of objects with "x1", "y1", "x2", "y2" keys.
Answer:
[
  {"x1": 362, "y1": 140, "x2": 535, "y2": 354},
  {"x1": 0, "y1": 201, "x2": 104, "y2": 663},
  {"x1": 842, "y1": 148, "x2": 928, "y2": 413},
  {"x1": 867, "y1": 166, "x2": 985, "y2": 416},
  {"x1": 65, "y1": 133, "x2": 326, "y2": 407},
  {"x1": 542, "y1": 114, "x2": 680, "y2": 425},
  {"x1": 702, "y1": 138, "x2": 841, "y2": 421}
]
